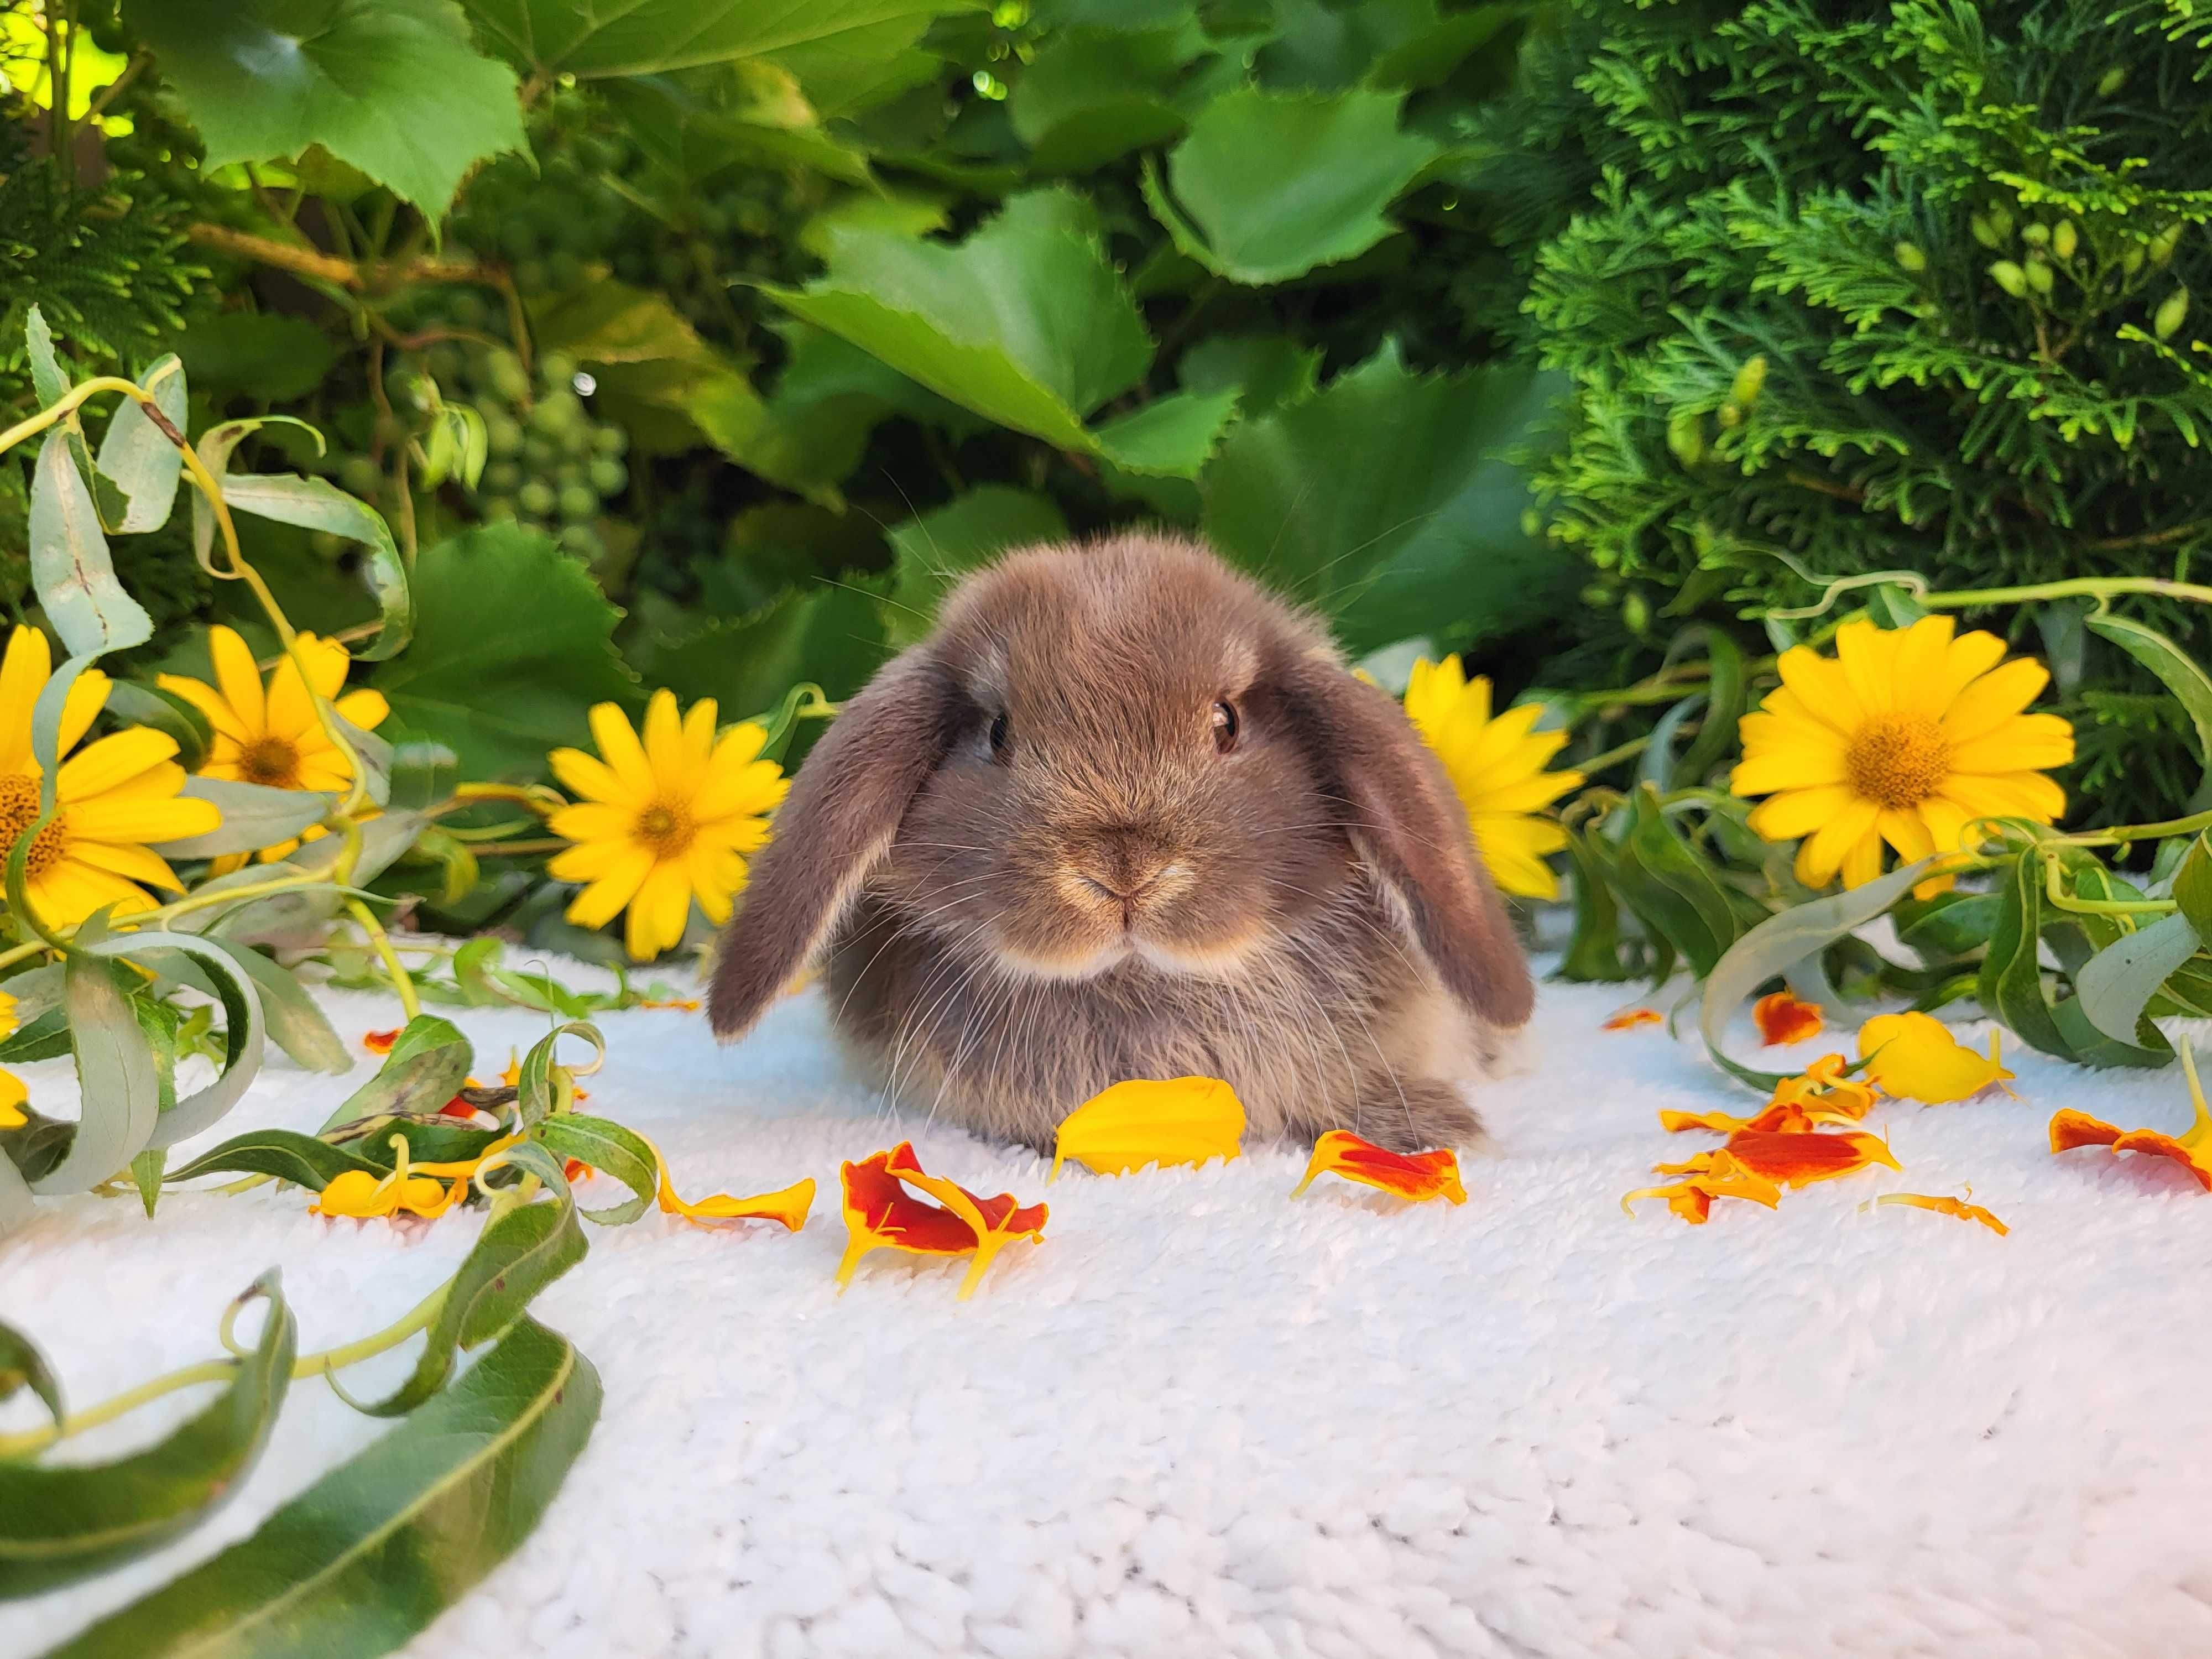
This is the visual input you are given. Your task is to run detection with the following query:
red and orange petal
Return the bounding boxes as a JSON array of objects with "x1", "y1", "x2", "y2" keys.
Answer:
[
  {"x1": 1658, "y1": 1101, "x2": 1822, "y2": 1136},
  {"x1": 837, "y1": 1142, "x2": 1047, "y2": 1298},
  {"x1": 1623, "y1": 1154, "x2": 1781, "y2": 1223},
  {"x1": 1717, "y1": 1128, "x2": 1900, "y2": 1187},
  {"x1": 1290, "y1": 1130, "x2": 1467, "y2": 1204},
  {"x1": 2049, "y1": 1109, "x2": 2212, "y2": 1191},
  {"x1": 1875, "y1": 1192, "x2": 2009, "y2": 1235},
  {"x1": 1603, "y1": 1008, "x2": 1663, "y2": 1031},
  {"x1": 1754, "y1": 991, "x2": 1824, "y2": 1046},
  {"x1": 363, "y1": 1029, "x2": 399, "y2": 1054}
]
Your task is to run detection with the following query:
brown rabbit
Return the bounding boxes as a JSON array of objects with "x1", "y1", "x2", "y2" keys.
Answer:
[{"x1": 707, "y1": 533, "x2": 1534, "y2": 1154}]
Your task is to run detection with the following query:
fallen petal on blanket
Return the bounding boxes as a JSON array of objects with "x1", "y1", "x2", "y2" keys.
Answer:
[
  {"x1": 1860, "y1": 1011, "x2": 2014, "y2": 1103},
  {"x1": 1661, "y1": 1054, "x2": 1877, "y2": 1136},
  {"x1": 838, "y1": 1143, "x2": 1047, "y2": 1299},
  {"x1": 1657, "y1": 1130, "x2": 1898, "y2": 1190},
  {"x1": 1602, "y1": 1008, "x2": 1663, "y2": 1031},
  {"x1": 660, "y1": 1170, "x2": 816, "y2": 1230},
  {"x1": 311, "y1": 1167, "x2": 463, "y2": 1220},
  {"x1": 2049, "y1": 1038, "x2": 2212, "y2": 1192},
  {"x1": 1290, "y1": 1131, "x2": 1466, "y2": 1204},
  {"x1": 362, "y1": 1027, "x2": 400, "y2": 1054},
  {"x1": 1875, "y1": 1192, "x2": 2009, "y2": 1235},
  {"x1": 1754, "y1": 991, "x2": 1825, "y2": 1046},
  {"x1": 1623, "y1": 1151, "x2": 1782, "y2": 1224},
  {"x1": 1049, "y1": 1076, "x2": 1245, "y2": 1180}
]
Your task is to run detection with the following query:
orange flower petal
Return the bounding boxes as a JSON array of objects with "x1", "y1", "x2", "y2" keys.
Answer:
[
  {"x1": 1622, "y1": 1182, "x2": 1716, "y2": 1223},
  {"x1": 837, "y1": 1142, "x2": 1046, "y2": 1298},
  {"x1": 661, "y1": 1173, "x2": 816, "y2": 1230},
  {"x1": 2048, "y1": 1108, "x2": 2123, "y2": 1153},
  {"x1": 1603, "y1": 1008, "x2": 1663, "y2": 1031},
  {"x1": 2107, "y1": 1130, "x2": 2212, "y2": 1192},
  {"x1": 1290, "y1": 1130, "x2": 1467, "y2": 1204},
  {"x1": 1754, "y1": 991, "x2": 1825, "y2": 1046},
  {"x1": 363, "y1": 1029, "x2": 399, "y2": 1054},
  {"x1": 1876, "y1": 1192, "x2": 2009, "y2": 1235},
  {"x1": 1720, "y1": 1128, "x2": 1901, "y2": 1187}
]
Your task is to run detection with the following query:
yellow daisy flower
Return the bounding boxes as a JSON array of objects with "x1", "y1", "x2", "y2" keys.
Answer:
[
  {"x1": 0, "y1": 1067, "x2": 25, "y2": 1130},
  {"x1": 0, "y1": 625, "x2": 221, "y2": 927},
  {"x1": 1731, "y1": 615, "x2": 2074, "y2": 889},
  {"x1": 157, "y1": 625, "x2": 390, "y2": 862},
  {"x1": 547, "y1": 690, "x2": 790, "y2": 961},
  {"x1": 1402, "y1": 654, "x2": 1585, "y2": 900}
]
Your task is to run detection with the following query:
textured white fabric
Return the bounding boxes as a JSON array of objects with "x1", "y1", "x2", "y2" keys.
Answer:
[{"x1": 7, "y1": 964, "x2": 2212, "y2": 1659}]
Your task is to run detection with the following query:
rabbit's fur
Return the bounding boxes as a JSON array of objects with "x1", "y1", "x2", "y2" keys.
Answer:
[{"x1": 708, "y1": 534, "x2": 1533, "y2": 1152}]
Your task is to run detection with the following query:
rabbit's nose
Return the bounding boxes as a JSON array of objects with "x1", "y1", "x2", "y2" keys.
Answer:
[{"x1": 1076, "y1": 828, "x2": 1172, "y2": 902}]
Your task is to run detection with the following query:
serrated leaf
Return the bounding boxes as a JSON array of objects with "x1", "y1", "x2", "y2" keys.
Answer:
[
  {"x1": 344, "y1": 1146, "x2": 586, "y2": 1417},
  {"x1": 95, "y1": 356, "x2": 188, "y2": 535},
  {"x1": 1090, "y1": 387, "x2": 1242, "y2": 477},
  {"x1": 38, "y1": 1317, "x2": 598, "y2": 1659},
  {"x1": 1199, "y1": 346, "x2": 1572, "y2": 650},
  {"x1": 369, "y1": 524, "x2": 637, "y2": 781},
  {"x1": 461, "y1": 0, "x2": 970, "y2": 81},
  {"x1": 29, "y1": 430, "x2": 154, "y2": 658},
  {"x1": 884, "y1": 486, "x2": 1070, "y2": 647},
  {"x1": 1144, "y1": 86, "x2": 1440, "y2": 284},
  {"x1": 0, "y1": 1273, "x2": 295, "y2": 1599},
  {"x1": 1010, "y1": 25, "x2": 1199, "y2": 173},
  {"x1": 761, "y1": 189, "x2": 1152, "y2": 453},
  {"x1": 194, "y1": 473, "x2": 411, "y2": 661},
  {"x1": 1700, "y1": 858, "x2": 1937, "y2": 1090},
  {"x1": 2075, "y1": 911, "x2": 2203, "y2": 1046},
  {"x1": 533, "y1": 1113, "x2": 656, "y2": 1225},
  {"x1": 1178, "y1": 332, "x2": 1322, "y2": 414},
  {"x1": 638, "y1": 580, "x2": 890, "y2": 724},
  {"x1": 124, "y1": 0, "x2": 526, "y2": 212}
]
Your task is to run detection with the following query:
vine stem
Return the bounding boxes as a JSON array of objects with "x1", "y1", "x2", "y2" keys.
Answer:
[
  {"x1": 0, "y1": 1281, "x2": 450, "y2": 1459},
  {"x1": 347, "y1": 899, "x2": 421, "y2": 1021}
]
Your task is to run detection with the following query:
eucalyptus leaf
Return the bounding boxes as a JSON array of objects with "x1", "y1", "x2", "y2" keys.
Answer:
[
  {"x1": 103, "y1": 681, "x2": 214, "y2": 773},
  {"x1": 226, "y1": 946, "x2": 353, "y2": 1075},
  {"x1": 195, "y1": 473, "x2": 413, "y2": 660},
  {"x1": 90, "y1": 933, "x2": 267, "y2": 1151},
  {"x1": 533, "y1": 1113, "x2": 657, "y2": 1225},
  {"x1": 2086, "y1": 613, "x2": 2212, "y2": 804},
  {"x1": 517, "y1": 1021, "x2": 605, "y2": 1128},
  {"x1": 154, "y1": 779, "x2": 335, "y2": 859},
  {"x1": 2074, "y1": 911, "x2": 2203, "y2": 1046},
  {"x1": 37, "y1": 1317, "x2": 598, "y2": 1659},
  {"x1": 321, "y1": 1016, "x2": 473, "y2": 1133},
  {"x1": 1699, "y1": 857, "x2": 1936, "y2": 1089},
  {"x1": 343, "y1": 1146, "x2": 585, "y2": 1417},
  {"x1": 164, "y1": 1129, "x2": 380, "y2": 1190},
  {"x1": 27, "y1": 956, "x2": 160, "y2": 1197},
  {"x1": 0, "y1": 1008, "x2": 72, "y2": 1065},
  {"x1": 2173, "y1": 831, "x2": 2212, "y2": 940},
  {"x1": 29, "y1": 430, "x2": 154, "y2": 658},
  {"x1": 0, "y1": 1273, "x2": 295, "y2": 1598},
  {"x1": 94, "y1": 356, "x2": 188, "y2": 534},
  {"x1": 1978, "y1": 848, "x2": 2071, "y2": 1059},
  {"x1": 0, "y1": 1318, "x2": 62, "y2": 1431}
]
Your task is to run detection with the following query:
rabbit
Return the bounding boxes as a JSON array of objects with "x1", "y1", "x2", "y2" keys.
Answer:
[{"x1": 706, "y1": 531, "x2": 1535, "y2": 1155}]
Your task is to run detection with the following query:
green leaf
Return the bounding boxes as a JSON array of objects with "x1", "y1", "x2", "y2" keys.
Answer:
[
  {"x1": 25, "y1": 304, "x2": 66, "y2": 411},
  {"x1": 95, "y1": 356, "x2": 188, "y2": 535},
  {"x1": 0, "y1": 1008, "x2": 72, "y2": 1065},
  {"x1": 2075, "y1": 910, "x2": 2202, "y2": 1046},
  {"x1": 1199, "y1": 347, "x2": 1572, "y2": 652},
  {"x1": 321, "y1": 1015, "x2": 472, "y2": 1133},
  {"x1": 29, "y1": 430, "x2": 154, "y2": 658},
  {"x1": 26, "y1": 956, "x2": 159, "y2": 1197},
  {"x1": 515, "y1": 1021, "x2": 603, "y2": 1128},
  {"x1": 194, "y1": 473, "x2": 411, "y2": 661},
  {"x1": 1978, "y1": 848, "x2": 2082, "y2": 1061},
  {"x1": 369, "y1": 525, "x2": 638, "y2": 781},
  {"x1": 344, "y1": 1146, "x2": 586, "y2": 1417},
  {"x1": 92, "y1": 933, "x2": 268, "y2": 1151},
  {"x1": 0, "y1": 1317, "x2": 63, "y2": 1432},
  {"x1": 1143, "y1": 86, "x2": 1441, "y2": 284},
  {"x1": 640, "y1": 580, "x2": 890, "y2": 722},
  {"x1": 1894, "y1": 889, "x2": 2000, "y2": 960},
  {"x1": 104, "y1": 681, "x2": 214, "y2": 774},
  {"x1": 1608, "y1": 787, "x2": 1741, "y2": 979},
  {"x1": 227, "y1": 947, "x2": 353, "y2": 1074},
  {"x1": 0, "y1": 1272, "x2": 295, "y2": 1599},
  {"x1": 1178, "y1": 332, "x2": 1322, "y2": 415},
  {"x1": 885, "y1": 486, "x2": 1070, "y2": 646},
  {"x1": 1090, "y1": 387, "x2": 1243, "y2": 477},
  {"x1": 130, "y1": 1147, "x2": 165, "y2": 1217},
  {"x1": 38, "y1": 1317, "x2": 599, "y2": 1659},
  {"x1": 164, "y1": 1129, "x2": 380, "y2": 1190},
  {"x1": 1557, "y1": 829, "x2": 1637, "y2": 982},
  {"x1": 125, "y1": 0, "x2": 526, "y2": 211},
  {"x1": 534, "y1": 1114, "x2": 656, "y2": 1225},
  {"x1": 177, "y1": 312, "x2": 336, "y2": 404},
  {"x1": 1671, "y1": 628, "x2": 1747, "y2": 787},
  {"x1": 1009, "y1": 25, "x2": 1200, "y2": 173},
  {"x1": 761, "y1": 189, "x2": 1153, "y2": 453},
  {"x1": 2174, "y1": 831, "x2": 2212, "y2": 940},
  {"x1": 154, "y1": 779, "x2": 333, "y2": 859},
  {"x1": 1699, "y1": 857, "x2": 1937, "y2": 1090},
  {"x1": 2086, "y1": 613, "x2": 2212, "y2": 804},
  {"x1": 461, "y1": 0, "x2": 971, "y2": 80}
]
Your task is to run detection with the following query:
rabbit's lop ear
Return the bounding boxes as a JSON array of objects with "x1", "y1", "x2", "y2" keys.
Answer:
[
  {"x1": 1282, "y1": 656, "x2": 1535, "y2": 1029},
  {"x1": 707, "y1": 652, "x2": 954, "y2": 1041}
]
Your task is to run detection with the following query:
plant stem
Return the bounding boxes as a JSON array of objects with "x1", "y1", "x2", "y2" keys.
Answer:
[
  {"x1": 0, "y1": 1282, "x2": 449, "y2": 1459},
  {"x1": 346, "y1": 899, "x2": 422, "y2": 1021}
]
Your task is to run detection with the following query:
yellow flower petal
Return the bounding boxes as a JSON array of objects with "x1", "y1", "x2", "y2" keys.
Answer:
[
  {"x1": 1049, "y1": 1076, "x2": 1246, "y2": 1180},
  {"x1": 55, "y1": 728, "x2": 181, "y2": 802},
  {"x1": 1860, "y1": 1012, "x2": 2014, "y2": 1103},
  {"x1": 589, "y1": 702, "x2": 654, "y2": 796},
  {"x1": 207, "y1": 627, "x2": 267, "y2": 734}
]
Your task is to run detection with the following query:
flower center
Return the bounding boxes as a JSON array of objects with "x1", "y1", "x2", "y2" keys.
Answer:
[
  {"x1": 635, "y1": 800, "x2": 695, "y2": 858},
  {"x1": 0, "y1": 771, "x2": 69, "y2": 876},
  {"x1": 237, "y1": 735, "x2": 303, "y2": 789},
  {"x1": 1845, "y1": 713, "x2": 1953, "y2": 810}
]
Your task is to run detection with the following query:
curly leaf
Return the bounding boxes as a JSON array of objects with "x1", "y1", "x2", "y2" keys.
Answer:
[
  {"x1": 29, "y1": 430, "x2": 154, "y2": 658},
  {"x1": 0, "y1": 1273, "x2": 295, "y2": 1599},
  {"x1": 94, "y1": 356, "x2": 188, "y2": 535},
  {"x1": 533, "y1": 1113, "x2": 657, "y2": 1225}
]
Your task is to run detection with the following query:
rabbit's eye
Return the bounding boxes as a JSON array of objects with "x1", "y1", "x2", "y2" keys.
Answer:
[
  {"x1": 1211, "y1": 700, "x2": 1240, "y2": 754},
  {"x1": 989, "y1": 711, "x2": 1011, "y2": 759}
]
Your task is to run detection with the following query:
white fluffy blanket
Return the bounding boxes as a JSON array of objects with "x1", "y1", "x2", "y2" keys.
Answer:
[{"x1": 6, "y1": 964, "x2": 2212, "y2": 1659}]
